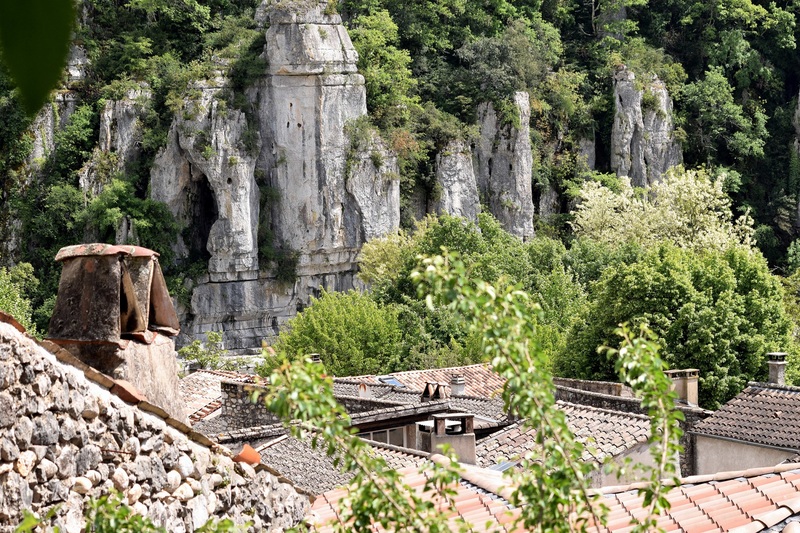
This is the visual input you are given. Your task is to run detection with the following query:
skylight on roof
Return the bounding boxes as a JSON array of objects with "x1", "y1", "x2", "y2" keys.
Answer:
[{"x1": 378, "y1": 376, "x2": 406, "y2": 388}]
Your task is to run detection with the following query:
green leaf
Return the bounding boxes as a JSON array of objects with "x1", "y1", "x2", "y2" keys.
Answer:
[{"x1": 0, "y1": 0, "x2": 75, "y2": 115}]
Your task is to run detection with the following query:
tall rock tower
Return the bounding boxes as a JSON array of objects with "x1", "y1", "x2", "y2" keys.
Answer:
[{"x1": 151, "y1": 1, "x2": 399, "y2": 351}]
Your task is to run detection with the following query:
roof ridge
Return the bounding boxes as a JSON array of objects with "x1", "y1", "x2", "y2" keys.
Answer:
[
  {"x1": 747, "y1": 381, "x2": 800, "y2": 393},
  {"x1": 594, "y1": 463, "x2": 800, "y2": 495},
  {"x1": 361, "y1": 438, "x2": 429, "y2": 458},
  {"x1": 556, "y1": 400, "x2": 651, "y2": 421}
]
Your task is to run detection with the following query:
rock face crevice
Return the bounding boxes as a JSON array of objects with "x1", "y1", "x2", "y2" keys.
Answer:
[
  {"x1": 610, "y1": 67, "x2": 682, "y2": 187},
  {"x1": 0, "y1": 321, "x2": 308, "y2": 531},
  {"x1": 152, "y1": 77, "x2": 262, "y2": 283}
]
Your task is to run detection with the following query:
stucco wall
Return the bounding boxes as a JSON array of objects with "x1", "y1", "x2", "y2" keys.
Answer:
[{"x1": 695, "y1": 435, "x2": 795, "y2": 475}]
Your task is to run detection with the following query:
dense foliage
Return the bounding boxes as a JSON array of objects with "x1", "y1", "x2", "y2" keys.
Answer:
[
  {"x1": 258, "y1": 255, "x2": 683, "y2": 532},
  {"x1": 1, "y1": 0, "x2": 800, "y2": 404}
]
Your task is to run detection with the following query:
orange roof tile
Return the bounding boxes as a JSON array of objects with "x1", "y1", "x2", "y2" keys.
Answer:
[{"x1": 309, "y1": 460, "x2": 800, "y2": 532}]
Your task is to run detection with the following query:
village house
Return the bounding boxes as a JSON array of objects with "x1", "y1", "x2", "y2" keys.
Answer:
[{"x1": 692, "y1": 353, "x2": 800, "y2": 475}]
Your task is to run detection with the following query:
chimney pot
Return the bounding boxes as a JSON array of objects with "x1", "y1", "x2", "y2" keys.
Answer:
[
  {"x1": 768, "y1": 352, "x2": 787, "y2": 386},
  {"x1": 665, "y1": 369, "x2": 699, "y2": 406},
  {"x1": 309, "y1": 353, "x2": 321, "y2": 363},
  {"x1": 450, "y1": 374, "x2": 466, "y2": 396}
]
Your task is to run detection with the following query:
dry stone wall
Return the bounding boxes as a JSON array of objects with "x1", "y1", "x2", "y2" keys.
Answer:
[{"x1": 0, "y1": 322, "x2": 308, "y2": 531}]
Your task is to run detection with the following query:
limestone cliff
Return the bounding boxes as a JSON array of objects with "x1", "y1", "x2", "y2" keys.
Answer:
[
  {"x1": 149, "y1": 1, "x2": 400, "y2": 351},
  {"x1": 432, "y1": 140, "x2": 480, "y2": 222},
  {"x1": 474, "y1": 92, "x2": 536, "y2": 241},
  {"x1": 610, "y1": 67, "x2": 682, "y2": 187}
]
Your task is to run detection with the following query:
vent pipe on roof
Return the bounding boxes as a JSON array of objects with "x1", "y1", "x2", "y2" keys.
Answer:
[
  {"x1": 358, "y1": 382, "x2": 372, "y2": 399},
  {"x1": 768, "y1": 352, "x2": 787, "y2": 386},
  {"x1": 451, "y1": 374, "x2": 466, "y2": 396},
  {"x1": 665, "y1": 369, "x2": 699, "y2": 406}
]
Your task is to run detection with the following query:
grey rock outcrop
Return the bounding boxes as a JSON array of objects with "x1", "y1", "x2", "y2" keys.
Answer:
[
  {"x1": 80, "y1": 87, "x2": 150, "y2": 196},
  {"x1": 151, "y1": 77, "x2": 261, "y2": 281},
  {"x1": 611, "y1": 67, "x2": 682, "y2": 187},
  {"x1": 0, "y1": 321, "x2": 308, "y2": 530},
  {"x1": 150, "y1": 1, "x2": 399, "y2": 350},
  {"x1": 475, "y1": 92, "x2": 535, "y2": 240},
  {"x1": 432, "y1": 140, "x2": 480, "y2": 221}
]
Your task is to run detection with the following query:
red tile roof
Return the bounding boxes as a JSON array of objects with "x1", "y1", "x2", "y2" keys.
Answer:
[
  {"x1": 309, "y1": 458, "x2": 800, "y2": 532},
  {"x1": 692, "y1": 383, "x2": 800, "y2": 450},
  {"x1": 476, "y1": 401, "x2": 651, "y2": 468},
  {"x1": 308, "y1": 455, "x2": 524, "y2": 531},
  {"x1": 351, "y1": 363, "x2": 506, "y2": 398},
  {"x1": 588, "y1": 463, "x2": 800, "y2": 532}
]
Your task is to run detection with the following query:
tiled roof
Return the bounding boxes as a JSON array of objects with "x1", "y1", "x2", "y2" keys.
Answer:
[
  {"x1": 332, "y1": 379, "x2": 422, "y2": 404},
  {"x1": 476, "y1": 401, "x2": 650, "y2": 468},
  {"x1": 308, "y1": 456, "x2": 522, "y2": 531},
  {"x1": 309, "y1": 456, "x2": 800, "y2": 533},
  {"x1": 334, "y1": 379, "x2": 508, "y2": 422},
  {"x1": 692, "y1": 383, "x2": 800, "y2": 450},
  {"x1": 587, "y1": 463, "x2": 800, "y2": 532},
  {"x1": 349, "y1": 363, "x2": 505, "y2": 397},
  {"x1": 180, "y1": 369, "x2": 257, "y2": 421},
  {"x1": 256, "y1": 434, "x2": 426, "y2": 495}
]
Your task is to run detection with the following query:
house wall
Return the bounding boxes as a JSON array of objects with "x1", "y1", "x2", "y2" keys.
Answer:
[
  {"x1": 694, "y1": 435, "x2": 795, "y2": 475},
  {"x1": 592, "y1": 443, "x2": 661, "y2": 487}
]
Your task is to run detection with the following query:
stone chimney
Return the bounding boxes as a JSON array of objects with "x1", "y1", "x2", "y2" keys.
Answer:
[
  {"x1": 421, "y1": 382, "x2": 449, "y2": 402},
  {"x1": 450, "y1": 374, "x2": 466, "y2": 396},
  {"x1": 418, "y1": 413, "x2": 476, "y2": 464},
  {"x1": 665, "y1": 369, "x2": 699, "y2": 406},
  {"x1": 768, "y1": 352, "x2": 787, "y2": 386},
  {"x1": 47, "y1": 243, "x2": 186, "y2": 421}
]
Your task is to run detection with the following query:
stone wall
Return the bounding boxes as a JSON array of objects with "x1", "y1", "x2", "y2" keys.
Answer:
[
  {"x1": 220, "y1": 381, "x2": 281, "y2": 431},
  {"x1": 553, "y1": 378, "x2": 634, "y2": 397},
  {"x1": 0, "y1": 321, "x2": 308, "y2": 531}
]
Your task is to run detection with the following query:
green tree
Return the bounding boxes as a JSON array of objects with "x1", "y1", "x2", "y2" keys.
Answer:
[
  {"x1": 348, "y1": 10, "x2": 418, "y2": 130},
  {"x1": 560, "y1": 244, "x2": 792, "y2": 408},
  {"x1": 680, "y1": 67, "x2": 768, "y2": 165},
  {"x1": 258, "y1": 252, "x2": 683, "y2": 532},
  {"x1": 268, "y1": 290, "x2": 406, "y2": 377},
  {"x1": 0, "y1": 263, "x2": 38, "y2": 334},
  {"x1": 572, "y1": 166, "x2": 756, "y2": 252},
  {"x1": 178, "y1": 331, "x2": 245, "y2": 372}
]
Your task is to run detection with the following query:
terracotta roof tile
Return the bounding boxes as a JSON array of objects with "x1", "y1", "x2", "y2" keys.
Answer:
[
  {"x1": 475, "y1": 401, "x2": 650, "y2": 468},
  {"x1": 588, "y1": 465, "x2": 800, "y2": 532},
  {"x1": 255, "y1": 434, "x2": 427, "y2": 496},
  {"x1": 348, "y1": 363, "x2": 506, "y2": 398},
  {"x1": 692, "y1": 383, "x2": 800, "y2": 450}
]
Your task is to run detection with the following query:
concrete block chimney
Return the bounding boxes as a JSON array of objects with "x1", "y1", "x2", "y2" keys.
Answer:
[
  {"x1": 418, "y1": 413, "x2": 476, "y2": 464},
  {"x1": 767, "y1": 352, "x2": 787, "y2": 386},
  {"x1": 450, "y1": 374, "x2": 466, "y2": 396},
  {"x1": 665, "y1": 369, "x2": 699, "y2": 406}
]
